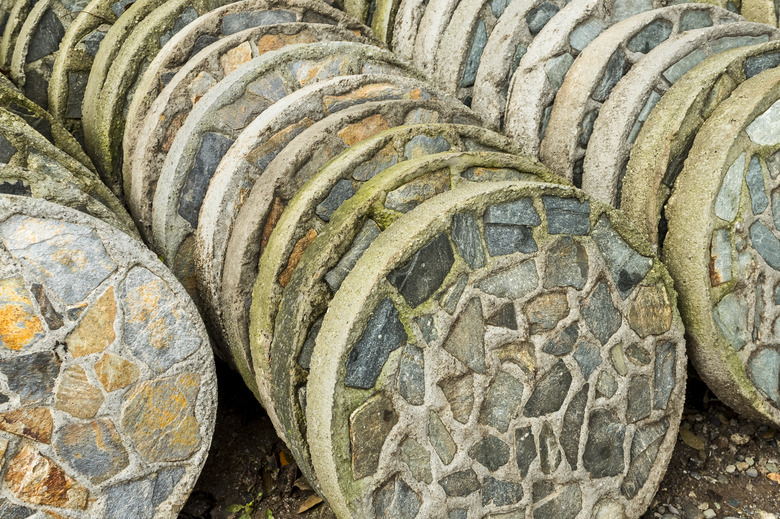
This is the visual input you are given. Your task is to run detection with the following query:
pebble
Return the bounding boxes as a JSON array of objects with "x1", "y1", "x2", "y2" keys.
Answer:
[
  {"x1": 736, "y1": 461, "x2": 749, "y2": 471},
  {"x1": 703, "y1": 510, "x2": 716, "y2": 519},
  {"x1": 747, "y1": 468, "x2": 759, "y2": 477},
  {"x1": 726, "y1": 464, "x2": 736, "y2": 473},
  {"x1": 731, "y1": 433, "x2": 750, "y2": 445}
]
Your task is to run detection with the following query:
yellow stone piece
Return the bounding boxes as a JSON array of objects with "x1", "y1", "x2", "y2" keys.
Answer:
[
  {"x1": 337, "y1": 114, "x2": 390, "y2": 146},
  {"x1": 5, "y1": 442, "x2": 88, "y2": 509},
  {"x1": 55, "y1": 365, "x2": 104, "y2": 419},
  {"x1": 220, "y1": 41, "x2": 252, "y2": 75},
  {"x1": 94, "y1": 353, "x2": 140, "y2": 392},
  {"x1": 628, "y1": 284, "x2": 673, "y2": 338},
  {"x1": 0, "y1": 408, "x2": 53, "y2": 443},
  {"x1": 66, "y1": 286, "x2": 116, "y2": 357},
  {"x1": 0, "y1": 277, "x2": 44, "y2": 351}
]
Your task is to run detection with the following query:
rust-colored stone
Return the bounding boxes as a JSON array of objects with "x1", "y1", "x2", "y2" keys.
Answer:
[
  {"x1": 246, "y1": 119, "x2": 314, "y2": 166},
  {"x1": 256, "y1": 31, "x2": 316, "y2": 55},
  {"x1": 188, "y1": 71, "x2": 217, "y2": 104},
  {"x1": 337, "y1": 114, "x2": 390, "y2": 146},
  {"x1": 5, "y1": 443, "x2": 88, "y2": 509},
  {"x1": 220, "y1": 41, "x2": 253, "y2": 75},
  {"x1": 162, "y1": 112, "x2": 188, "y2": 153},
  {"x1": 0, "y1": 437, "x2": 8, "y2": 471},
  {"x1": 0, "y1": 408, "x2": 53, "y2": 443},
  {"x1": 260, "y1": 197, "x2": 286, "y2": 255},
  {"x1": 323, "y1": 84, "x2": 395, "y2": 112},
  {"x1": 66, "y1": 286, "x2": 116, "y2": 357},
  {"x1": 55, "y1": 365, "x2": 104, "y2": 419},
  {"x1": 279, "y1": 229, "x2": 317, "y2": 288},
  {"x1": 94, "y1": 353, "x2": 140, "y2": 392},
  {"x1": 121, "y1": 373, "x2": 201, "y2": 463},
  {"x1": 524, "y1": 292, "x2": 569, "y2": 334},
  {"x1": 0, "y1": 277, "x2": 44, "y2": 351},
  {"x1": 628, "y1": 284, "x2": 672, "y2": 338}
]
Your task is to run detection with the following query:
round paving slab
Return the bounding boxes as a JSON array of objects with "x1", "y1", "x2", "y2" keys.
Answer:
[
  {"x1": 0, "y1": 107, "x2": 139, "y2": 240},
  {"x1": 306, "y1": 179, "x2": 686, "y2": 519},
  {"x1": 126, "y1": 23, "x2": 371, "y2": 245},
  {"x1": 664, "y1": 65, "x2": 780, "y2": 426},
  {"x1": 0, "y1": 0, "x2": 35, "y2": 70},
  {"x1": 390, "y1": 0, "x2": 425, "y2": 62},
  {"x1": 621, "y1": 40, "x2": 780, "y2": 246},
  {"x1": 0, "y1": 194, "x2": 217, "y2": 518},
  {"x1": 539, "y1": 4, "x2": 742, "y2": 183},
  {"x1": 263, "y1": 151, "x2": 564, "y2": 489},
  {"x1": 411, "y1": 0, "x2": 463, "y2": 75},
  {"x1": 199, "y1": 105, "x2": 483, "y2": 394},
  {"x1": 583, "y1": 22, "x2": 779, "y2": 206}
]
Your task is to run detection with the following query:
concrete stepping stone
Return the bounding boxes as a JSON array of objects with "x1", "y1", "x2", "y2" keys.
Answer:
[
  {"x1": 369, "y1": 0, "x2": 401, "y2": 43},
  {"x1": 125, "y1": 23, "x2": 371, "y2": 245},
  {"x1": 411, "y1": 0, "x2": 463, "y2": 75},
  {"x1": 0, "y1": 0, "x2": 13, "y2": 35},
  {"x1": 0, "y1": 0, "x2": 34, "y2": 71},
  {"x1": 150, "y1": 48, "x2": 423, "y2": 298},
  {"x1": 503, "y1": 1, "x2": 733, "y2": 157},
  {"x1": 664, "y1": 65, "x2": 780, "y2": 426},
  {"x1": 0, "y1": 107, "x2": 138, "y2": 239},
  {"x1": 539, "y1": 4, "x2": 741, "y2": 183},
  {"x1": 741, "y1": 0, "x2": 779, "y2": 26},
  {"x1": 583, "y1": 22, "x2": 779, "y2": 207},
  {"x1": 0, "y1": 160, "x2": 139, "y2": 239},
  {"x1": 199, "y1": 107, "x2": 483, "y2": 397},
  {"x1": 622, "y1": 40, "x2": 780, "y2": 246},
  {"x1": 435, "y1": 0, "x2": 565, "y2": 105},
  {"x1": 306, "y1": 179, "x2": 686, "y2": 519},
  {"x1": 0, "y1": 194, "x2": 217, "y2": 518},
  {"x1": 0, "y1": 81, "x2": 96, "y2": 174},
  {"x1": 263, "y1": 150, "x2": 564, "y2": 489},
  {"x1": 390, "y1": 0, "x2": 426, "y2": 62}
]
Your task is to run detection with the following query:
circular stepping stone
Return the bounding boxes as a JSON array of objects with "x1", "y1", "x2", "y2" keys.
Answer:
[
  {"x1": 621, "y1": 40, "x2": 780, "y2": 246},
  {"x1": 306, "y1": 179, "x2": 686, "y2": 519},
  {"x1": 198, "y1": 105, "x2": 483, "y2": 395},
  {"x1": 741, "y1": 0, "x2": 778, "y2": 26},
  {"x1": 0, "y1": 160, "x2": 139, "y2": 239},
  {"x1": 264, "y1": 151, "x2": 564, "y2": 488},
  {"x1": 390, "y1": 0, "x2": 426, "y2": 62},
  {"x1": 0, "y1": 0, "x2": 34, "y2": 70},
  {"x1": 539, "y1": 4, "x2": 742, "y2": 183},
  {"x1": 583, "y1": 22, "x2": 779, "y2": 206},
  {"x1": 435, "y1": 0, "x2": 566, "y2": 105},
  {"x1": 469, "y1": 0, "x2": 568, "y2": 128},
  {"x1": 503, "y1": 1, "x2": 733, "y2": 157},
  {"x1": 151, "y1": 48, "x2": 423, "y2": 296},
  {"x1": 125, "y1": 23, "x2": 371, "y2": 244},
  {"x1": 664, "y1": 65, "x2": 780, "y2": 425},
  {"x1": 411, "y1": 0, "x2": 463, "y2": 75},
  {"x1": 0, "y1": 107, "x2": 139, "y2": 240},
  {"x1": 369, "y1": 0, "x2": 401, "y2": 43},
  {"x1": 0, "y1": 80, "x2": 96, "y2": 174},
  {"x1": 0, "y1": 195, "x2": 217, "y2": 518}
]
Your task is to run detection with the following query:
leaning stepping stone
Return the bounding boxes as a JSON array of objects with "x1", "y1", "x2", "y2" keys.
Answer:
[
  {"x1": 622, "y1": 40, "x2": 780, "y2": 246},
  {"x1": 0, "y1": 107, "x2": 138, "y2": 239},
  {"x1": 539, "y1": 4, "x2": 742, "y2": 183},
  {"x1": 369, "y1": 0, "x2": 401, "y2": 42},
  {"x1": 0, "y1": 0, "x2": 13, "y2": 35},
  {"x1": 411, "y1": 0, "x2": 463, "y2": 75},
  {"x1": 306, "y1": 179, "x2": 686, "y2": 519},
  {"x1": 0, "y1": 160, "x2": 139, "y2": 239},
  {"x1": 0, "y1": 80, "x2": 96, "y2": 174},
  {"x1": 198, "y1": 104, "x2": 482, "y2": 393},
  {"x1": 0, "y1": 195, "x2": 217, "y2": 518},
  {"x1": 583, "y1": 22, "x2": 779, "y2": 206},
  {"x1": 741, "y1": 0, "x2": 778, "y2": 26},
  {"x1": 0, "y1": 0, "x2": 34, "y2": 70},
  {"x1": 390, "y1": 0, "x2": 425, "y2": 62},
  {"x1": 435, "y1": 0, "x2": 566, "y2": 104},
  {"x1": 503, "y1": 1, "x2": 735, "y2": 157},
  {"x1": 665, "y1": 65, "x2": 780, "y2": 426},
  {"x1": 151, "y1": 50, "x2": 423, "y2": 297},
  {"x1": 126, "y1": 23, "x2": 371, "y2": 245},
  {"x1": 264, "y1": 151, "x2": 564, "y2": 488}
]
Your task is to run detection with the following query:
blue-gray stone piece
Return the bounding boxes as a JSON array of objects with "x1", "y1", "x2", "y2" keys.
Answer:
[
  {"x1": 621, "y1": 420, "x2": 667, "y2": 498},
  {"x1": 583, "y1": 408, "x2": 625, "y2": 478},
  {"x1": 67, "y1": 72, "x2": 89, "y2": 118},
  {"x1": 751, "y1": 220, "x2": 780, "y2": 270},
  {"x1": 748, "y1": 348, "x2": 780, "y2": 406},
  {"x1": 526, "y1": 2, "x2": 559, "y2": 35},
  {"x1": 542, "y1": 323, "x2": 578, "y2": 355},
  {"x1": 773, "y1": 187, "x2": 780, "y2": 229},
  {"x1": 0, "y1": 134, "x2": 16, "y2": 162},
  {"x1": 486, "y1": 302, "x2": 517, "y2": 330},
  {"x1": 532, "y1": 482, "x2": 582, "y2": 519},
  {"x1": 449, "y1": 510, "x2": 468, "y2": 519},
  {"x1": 626, "y1": 19, "x2": 672, "y2": 54},
  {"x1": 461, "y1": 19, "x2": 488, "y2": 88},
  {"x1": 374, "y1": 476, "x2": 421, "y2": 519},
  {"x1": 539, "y1": 421, "x2": 561, "y2": 474},
  {"x1": 159, "y1": 7, "x2": 199, "y2": 48},
  {"x1": 515, "y1": 425, "x2": 536, "y2": 477},
  {"x1": 573, "y1": 338, "x2": 602, "y2": 379},
  {"x1": 82, "y1": 29, "x2": 107, "y2": 57},
  {"x1": 388, "y1": 233, "x2": 454, "y2": 308},
  {"x1": 105, "y1": 479, "x2": 155, "y2": 519},
  {"x1": 316, "y1": 179, "x2": 355, "y2": 222},
  {"x1": 0, "y1": 352, "x2": 60, "y2": 405},
  {"x1": 592, "y1": 214, "x2": 653, "y2": 298},
  {"x1": 398, "y1": 344, "x2": 425, "y2": 405},
  {"x1": 152, "y1": 467, "x2": 186, "y2": 509},
  {"x1": 469, "y1": 435, "x2": 511, "y2": 471},
  {"x1": 54, "y1": 420, "x2": 129, "y2": 484},
  {"x1": 221, "y1": 10, "x2": 297, "y2": 35},
  {"x1": 747, "y1": 155, "x2": 769, "y2": 215},
  {"x1": 27, "y1": 9, "x2": 65, "y2": 63},
  {"x1": 713, "y1": 292, "x2": 749, "y2": 351},
  {"x1": 442, "y1": 274, "x2": 467, "y2": 314},
  {"x1": 190, "y1": 35, "x2": 219, "y2": 60},
  {"x1": 415, "y1": 314, "x2": 438, "y2": 343},
  {"x1": 0, "y1": 179, "x2": 31, "y2": 196},
  {"x1": 544, "y1": 54, "x2": 574, "y2": 91},
  {"x1": 443, "y1": 297, "x2": 486, "y2": 373},
  {"x1": 485, "y1": 198, "x2": 540, "y2": 226},
  {"x1": 533, "y1": 480, "x2": 554, "y2": 502},
  {"x1": 545, "y1": 236, "x2": 588, "y2": 289},
  {"x1": 484, "y1": 224, "x2": 538, "y2": 256},
  {"x1": 490, "y1": 0, "x2": 512, "y2": 17},
  {"x1": 592, "y1": 49, "x2": 626, "y2": 102},
  {"x1": 524, "y1": 359, "x2": 572, "y2": 417},
  {"x1": 479, "y1": 371, "x2": 524, "y2": 432},
  {"x1": 627, "y1": 376, "x2": 651, "y2": 423},
  {"x1": 297, "y1": 316, "x2": 323, "y2": 370},
  {"x1": 438, "y1": 469, "x2": 480, "y2": 497},
  {"x1": 570, "y1": 19, "x2": 607, "y2": 52},
  {"x1": 404, "y1": 134, "x2": 450, "y2": 159},
  {"x1": 543, "y1": 196, "x2": 591, "y2": 235},
  {"x1": 561, "y1": 384, "x2": 588, "y2": 469},
  {"x1": 111, "y1": 0, "x2": 134, "y2": 17},
  {"x1": 0, "y1": 502, "x2": 33, "y2": 519},
  {"x1": 579, "y1": 109, "x2": 598, "y2": 148},
  {"x1": 745, "y1": 51, "x2": 780, "y2": 79},
  {"x1": 452, "y1": 213, "x2": 486, "y2": 269},
  {"x1": 178, "y1": 132, "x2": 234, "y2": 228},
  {"x1": 581, "y1": 281, "x2": 621, "y2": 345},
  {"x1": 612, "y1": 0, "x2": 652, "y2": 21},
  {"x1": 325, "y1": 220, "x2": 381, "y2": 291},
  {"x1": 679, "y1": 9, "x2": 713, "y2": 31},
  {"x1": 482, "y1": 477, "x2": 524, "y2": 507},
  {"x1": 654, "y1": 341, "x2": 676, "y2": 409},
  {"x1": 345, "y1": 298, "x2": 407, "y2": 389}
]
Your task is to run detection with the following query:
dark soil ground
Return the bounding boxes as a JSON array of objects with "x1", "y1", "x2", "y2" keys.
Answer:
[{"x1": 179, "y1": 361, "x2": 780, "y2": 519}]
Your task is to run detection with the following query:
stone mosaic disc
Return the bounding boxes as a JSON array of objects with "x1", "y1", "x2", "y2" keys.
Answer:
[
  {"x1": 306, "y1": 179, "x2": 686, "y2": 519},
  {"x1": 0, "y1": 0, "x2": 34, "y2": 70},
  {"x1": 435, "y1": 0, "x2": 565, "y2": 105},
  {"x1": 469, "y1": 0, "x2": 568, "y2": 128},
  {"x1": 200, "y1": 104, "x2": 482, "y2": 395},
  {"x1": 126, "y1": 24, "x2": 371, "y2": 245},
  {"x1": 502, "y1": 0, "x2": 728, "y2": 157},
  {"x1": 583, "y1": 22, "x2": 779, "y2": 207},
  {"x1": 264, "y1": 151, "x2": 564, "y2": 488},
  {"x1": 0, "y1": 159, "x2": 140, "y2": 239},
  {"x1": 0, "y1": 107, "x2": 138, "y2": 239},
  {"x1": 621, "y1": 40, "x2": 780, "y2": 246},
  {"x1": 0, "y1": 194, "x2": 217, "y2": 518},
  {"x1": 0, "y1": 80, "x2": 96, "y2": 174},
  {"x1": 390, "y1": 0, "x2": 425, "y2": 62},
  {"x1": 151, "y1": 53, "x2": 423, "y2": 296},
  {"x1": 539, "y1": 4, "x2": 741, "y2": 183},
  {"x1": 664, "y1": 65, "x2": 780, "y2": 425}
]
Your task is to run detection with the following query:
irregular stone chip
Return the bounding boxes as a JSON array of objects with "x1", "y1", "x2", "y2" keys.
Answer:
[
  {"x1": 350, "y1": 393, "x2": 398, "y2": 479},
  {"x1": 55, "y1": 419, "x2": 129, "y2": 483}
]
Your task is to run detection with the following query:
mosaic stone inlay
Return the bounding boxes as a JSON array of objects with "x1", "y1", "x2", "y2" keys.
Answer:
[
  {"x1": 0, "y1": 196, "x2": 216, "y2": 517},
  {"x1": 307, "y1": 181, "x2": 686, "y2": 519}
]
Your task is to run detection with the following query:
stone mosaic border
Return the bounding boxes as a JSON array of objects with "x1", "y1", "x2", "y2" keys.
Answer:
[
  {"x1": 411, "y1": 0, "x2": 461, "y2": 75},
  {"x1": 0, "y1": 0, "x2": 34, "y2": 70},
  {"x1": 307, "y1": 180, "x2": 686, "y2": 519}
]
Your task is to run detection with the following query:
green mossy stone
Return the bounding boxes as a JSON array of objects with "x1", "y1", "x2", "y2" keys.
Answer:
[{"x1": 306, "y1": 180, "x2": 686, "y2": 519}]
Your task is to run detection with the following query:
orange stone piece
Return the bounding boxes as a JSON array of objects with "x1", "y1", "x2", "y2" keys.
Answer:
[
  {"x1": 5, "y1": 443, "x2": 88, "y2": 509},
  {"x1": 279, "y1": 229, "x2": 318, "y2": 288},
  {"x1": 55, "y1": 365, "x2": 104, "y2": 419},
  {"x1": 337, "y1": 114, "x2": 390, "y2": 146},
  {"x1": 256, "y1": 31, "x2": 317, "y2": 55},
  {"x1": 0, "y1": 277, "x2": 44, "y2": 351},
  {"x1": 66, "y1": 286, "x2": 116, "y2": 357},
  {"x1": 94, "y1": 353, "x2": 140, "y2": 392},
  {"x1": 0, "y1": 408, "x2": 53, "y2": 443},
  {"x1": 220, "y1": 41, "x2": 253, "y2": 75}
]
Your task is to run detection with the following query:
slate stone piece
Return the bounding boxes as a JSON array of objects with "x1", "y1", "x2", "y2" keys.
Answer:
[
  {"x1": 389, "y1": 232, "x2": 455, "y2": 307},
  {"x1": 543, "y1": 196, "x2": 590, "y2": 235},
  {"x1": 524, "y1": 360, "x2": 572, "y2": 417}
]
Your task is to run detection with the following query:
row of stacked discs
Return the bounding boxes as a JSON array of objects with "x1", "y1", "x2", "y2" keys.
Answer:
[{"x1": 0, "y1": 0, "x2": 695, "y2": 517}]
